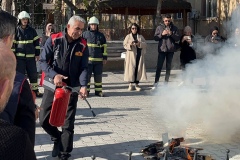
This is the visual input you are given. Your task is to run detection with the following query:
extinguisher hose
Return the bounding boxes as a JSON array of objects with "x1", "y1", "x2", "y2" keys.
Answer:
[{"x1": 65, "y1": 86, "x2": 96, "y2": 117}]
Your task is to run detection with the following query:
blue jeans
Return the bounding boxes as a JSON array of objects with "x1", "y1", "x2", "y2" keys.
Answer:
[{"x1": 154, "y1": 52, "x2": 174, "y2": 83}]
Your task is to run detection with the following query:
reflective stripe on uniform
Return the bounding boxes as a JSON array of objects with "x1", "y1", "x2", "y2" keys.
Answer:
[
  {"x1": 11, "y1": 49, "x2": 15, "y2": 52},
  {"x1": 87, "y1": 43, "x2": 102, "y2": 47},
  {"x1": 16, "y1": 53, "x2": 35, "y2": 57},
  {"x1": 94, "y1": 82, "x2": 102, "y2": 86},
  {"x1": 95, "y1": 88, "x2": 102, "y2": 91},
  {"x1": 89, "y1": 57, "x2": 103, "y2": 61},
  {"x1": 102, "y1": 44, "x2": 108, "y2": 56},
  {"x1": 14, "y1": 40, "x2": 34, "y2": 44},
  {"x1": 35, "y1": 46, "x2": 40, "y2": 49},
  {"x1": 33, "y1": 36, "x2": 39, "y2": 41}
]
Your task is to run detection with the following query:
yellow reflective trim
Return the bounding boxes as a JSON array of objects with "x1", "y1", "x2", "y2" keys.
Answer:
[
  {"x1": 35, "y1": 46, "x2": 40, "y2": 49},
  {"x1": 15, "y1": 40, "x2": 34, "y2": 44},
  {"x1": 103, "y1": 44, "x2": 107, "y2": 55},
  {"x1": 15, "y1": 53, "x2": 25, "y2": 56},
  {"x1": 89, "y1": 57, "x2": 103, "y2": 61},
  {"x1": 33, "y1": 36, "x2": 39, "y2": 41},
  {"x1": 26, "y1": 54, "x2": 35, "y2": 57},
  {"x1": 94, "y1": 82, "x2": 102, "y2": 86},
  {"x1": 13, "y1": 40, "x2": 17, "y2": 43},
  {"x1": 15, "y1": 53, "x2": 35, "y2": 57},
  {"x1": 11, "y1": 49, "x2": 15, "y2": 52},
  {"x1": 95, "y1": 88, "x2": 102, "y2": 91},
  {"x1": 87, "y1": 43, "x2": 101, "y2": 47}
]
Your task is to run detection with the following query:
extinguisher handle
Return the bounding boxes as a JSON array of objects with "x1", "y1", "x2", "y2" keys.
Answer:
[{"x1": 65, "y1": 86, "x2": 96, "y2": 117}]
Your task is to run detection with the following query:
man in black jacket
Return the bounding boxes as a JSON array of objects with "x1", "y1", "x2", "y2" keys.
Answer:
[
  {"x1": 152, "y1": 14, "x2": 180, "y2": 90},
  {"x1": 0, "y1": 11, "x2": 36, "y2": 160},
  {"x1": 39, "y1": 15, "x2": 89, "y2": 160}
]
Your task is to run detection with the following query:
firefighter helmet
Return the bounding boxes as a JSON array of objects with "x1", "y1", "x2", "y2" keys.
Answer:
[
  {"x1": 88, "y1": 16, "x2": 99, "y2": 25},
  {"x1": 18, "y1": 11, "x2": 30, "y2": 20}
]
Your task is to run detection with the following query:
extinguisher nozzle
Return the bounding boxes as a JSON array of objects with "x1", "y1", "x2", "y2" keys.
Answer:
[
  {"x1": 92, "y1": 111, "x2": 96, "y2": 117},
  {"x1": 84, "y1": 99, "x2": 96, "y2": 117}
]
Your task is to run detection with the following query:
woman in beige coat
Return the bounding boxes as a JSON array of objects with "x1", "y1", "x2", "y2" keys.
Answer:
[{"x1": 123, "y1": 23, "x2": 147, "y2": 91}]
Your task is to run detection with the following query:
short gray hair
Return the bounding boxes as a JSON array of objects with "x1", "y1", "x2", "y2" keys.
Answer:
[
  {"x1": 184, "y1": 26, "x2": 192, "y2": 33},
  {"x1": 68, "y1": 15, "x2": 86, "y2": 26}
]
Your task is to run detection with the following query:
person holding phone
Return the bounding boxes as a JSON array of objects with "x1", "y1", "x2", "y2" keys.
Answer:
[
  {"x1": 152, "y1": 14, "x2": 180, "y2": 90},
  {"x1": 179, "y1": 26, "x2": 196, "y2": 69},
  {"x1": 123, "y1": 23, "x2": 147, "y2": 91}
]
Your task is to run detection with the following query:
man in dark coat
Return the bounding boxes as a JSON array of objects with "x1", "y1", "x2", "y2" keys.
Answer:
[
  {"x1": 152, "y1": 14, "x2": 180, "y2": 90},
  {"x1": 39, "y1": 15, "x2": 89, "y2": 160},
  {"x1": 0, "y1": 10, "x2": 36, "y2": 160}
]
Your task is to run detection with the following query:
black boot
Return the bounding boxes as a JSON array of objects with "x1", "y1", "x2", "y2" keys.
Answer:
[
  {"x1": 58, "y1": 153, "x2": 71, "y2": 160},
  {"x1": 52, "y1": 140, "x2": 61, "y2": 157}
]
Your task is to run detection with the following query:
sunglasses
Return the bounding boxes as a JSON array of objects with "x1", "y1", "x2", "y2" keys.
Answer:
[
  {"x1": 164, "y1": 20, "x2": 171, "y2": 22},
  {"x1": 131, "y1": 27, "x2": 137, "y2": 30}
]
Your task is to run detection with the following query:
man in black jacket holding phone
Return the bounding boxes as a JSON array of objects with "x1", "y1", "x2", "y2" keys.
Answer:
[{"x1": 152, "y1": 14, "x2": 180, "y2": 90}]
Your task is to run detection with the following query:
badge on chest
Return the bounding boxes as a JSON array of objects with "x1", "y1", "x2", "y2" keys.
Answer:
[{"x1": 75, "y1": 51, "x2": 83, "y2": 56}]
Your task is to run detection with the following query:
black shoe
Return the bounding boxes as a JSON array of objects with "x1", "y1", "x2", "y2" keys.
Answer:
[
  {"x1": 58, "y1": 153, "x2": 71, "y2": 160},
  {"x1": 52, "y1": 140, "x2": 61, "y2": 157},
  {"x1": 95, "y1": 92, "x2": 104, "y2": 97},
  {"x1": 33, "y1": 90, "x2": 43, "y2": 98}
]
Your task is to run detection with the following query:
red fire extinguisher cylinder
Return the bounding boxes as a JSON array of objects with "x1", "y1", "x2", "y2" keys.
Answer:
[{"x1": 49, "y1": 86, "x2": 71, "y2": 127}]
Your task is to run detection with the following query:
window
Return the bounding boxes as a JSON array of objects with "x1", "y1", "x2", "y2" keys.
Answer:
[
  {"x1": 202, "y1": 0, "x2": 217, "y2": 17},
  {"x1": 176, "y1": 13, "x2": 183, "y2": 19}
]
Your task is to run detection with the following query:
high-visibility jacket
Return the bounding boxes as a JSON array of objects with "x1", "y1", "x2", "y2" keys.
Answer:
[
  {"x1": 12, "y1": 25, "x2": 40, "y2": 58},
  {"x1": 82, "y1": 30, "x2": 107, "y2": 62}
]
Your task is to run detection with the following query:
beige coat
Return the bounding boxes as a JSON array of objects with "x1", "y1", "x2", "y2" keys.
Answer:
[{"x1": 123, "y1": 33, "x2": 147, "y2": 82}]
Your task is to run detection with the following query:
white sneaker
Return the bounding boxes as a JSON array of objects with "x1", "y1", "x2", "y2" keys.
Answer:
[
  {"x1": 151, "y1": 83, "x2": 158, "y2": 90},
  {"x1": 135, "y1": 84, "x2": 141, "y2": 91},
  {"x1": 128, "y1": 83, "x2": 134, "y2": 91}
]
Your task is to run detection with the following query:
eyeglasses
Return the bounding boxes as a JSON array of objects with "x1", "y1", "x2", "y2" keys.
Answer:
[{"x1": 131, "y1": 27, "x2": 137, "y2": 30}]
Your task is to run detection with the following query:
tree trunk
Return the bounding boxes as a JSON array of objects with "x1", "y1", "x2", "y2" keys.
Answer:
[
  {"x1": 1, "y1": 0, "x2": 12, "y2": 13},
  {"x1": 54, "y1": 0, "x2": 63, "y2": 32},
  {"x1": 155, "y1": 0, "x2": 162, "y2": 26}
]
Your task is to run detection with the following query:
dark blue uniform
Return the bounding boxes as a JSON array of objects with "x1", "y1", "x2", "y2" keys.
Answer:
[
  {"x1": 82, "y1": 29, "x2": 107, "y2": 96},
  {"x1": 12, "y1": 25, "x2": 41, "y2": 95},
  {"x1": 39, "y1": 30, "x2": 89, "y2": 157},
  {"x1": 0, "y1": 72, "x2": 36, "y2": 147}
]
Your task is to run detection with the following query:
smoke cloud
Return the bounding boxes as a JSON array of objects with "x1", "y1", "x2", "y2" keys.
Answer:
[{"x1": 152, "y1": 5, "x2": 240, "y2": 143}]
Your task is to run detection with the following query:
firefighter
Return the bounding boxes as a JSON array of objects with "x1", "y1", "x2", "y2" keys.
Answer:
[
  {"x1": 82, "y1": 16, "x2": 107, "y2": 97},
  {"x1": 12, "y1": 11, "x2": 43, "y2": 97},
  {"x1": 39, "y1": 15, "x2": 88, "y2": 160}
]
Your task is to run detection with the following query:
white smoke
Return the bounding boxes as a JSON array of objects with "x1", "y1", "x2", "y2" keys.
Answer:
[{"x1": 153, "y1": 6, "x2": 240, "y2": 142}]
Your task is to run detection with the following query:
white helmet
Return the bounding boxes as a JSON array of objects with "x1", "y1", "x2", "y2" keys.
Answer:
[
  {"x1": 88, "y1": 16, "x2": 99, "y2": 25},
  {"x1": 18, "y1": 11, "x2": 30, "y2": 20}
]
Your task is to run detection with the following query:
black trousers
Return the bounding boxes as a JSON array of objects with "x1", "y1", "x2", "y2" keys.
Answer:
[
  {"x1": 131, "y1": 51, "x2": 142, "y2": 84},
  {"x1": 39, "y1": 89, "x2": 78, "y2": 153},
  {"x1": 154, "y1": 52, "x2": 174, "y2": 83},
  {"x1": 87, "y1": 63, "x2": 103, "y2": 94},
  {"x1": 16, "y1": 58, "x2": 38, "y2": 90}
]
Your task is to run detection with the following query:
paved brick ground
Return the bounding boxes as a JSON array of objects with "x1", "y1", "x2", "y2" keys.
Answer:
[{"x1": 35, "y1": 70, "x2": 240, "y2": 160}]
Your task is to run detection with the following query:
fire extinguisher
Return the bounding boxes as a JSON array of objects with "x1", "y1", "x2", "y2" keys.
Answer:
[{"x1": 49, "y1": 83, "x2": 71, "y2": 127}]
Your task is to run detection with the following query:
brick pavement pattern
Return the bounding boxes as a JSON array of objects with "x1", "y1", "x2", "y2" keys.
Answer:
[{"x1": 35, "y1": 70, "x2": 240, "y2": 160}]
